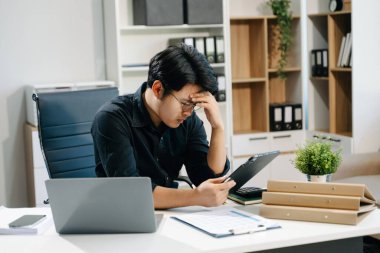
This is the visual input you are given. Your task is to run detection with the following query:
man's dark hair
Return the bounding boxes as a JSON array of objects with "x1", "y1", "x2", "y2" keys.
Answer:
[{"x1": 147, "y1": 43, "x2": 218, "y2": 96}]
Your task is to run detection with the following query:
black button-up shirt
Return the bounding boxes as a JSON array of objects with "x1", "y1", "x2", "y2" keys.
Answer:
[{"x1": 91, "y1": 82, "x2": 230, "y2": 189}]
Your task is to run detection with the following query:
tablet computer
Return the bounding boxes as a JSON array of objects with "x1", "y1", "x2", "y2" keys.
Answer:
[{"x1": 225, "y1": 150, "x2": 280, "y2": 193}]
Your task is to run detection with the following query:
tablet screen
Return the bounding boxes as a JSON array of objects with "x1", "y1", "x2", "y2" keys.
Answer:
[{"x1": 226, "y1": 151, "x2": 280, "y2": 193}]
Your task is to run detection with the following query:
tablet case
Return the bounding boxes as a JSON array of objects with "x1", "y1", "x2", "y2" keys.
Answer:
[{"x1": 228, "y1": 151, "x2": 280, "y2": 193}]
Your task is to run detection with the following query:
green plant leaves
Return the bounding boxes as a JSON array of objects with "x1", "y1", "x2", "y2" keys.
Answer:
[
  {"x1": 293, "y1": 139, "x2": 342, "y2": 175},
  {"x1": 267, "y1": 0, "x2": 292, "y2": 79}
]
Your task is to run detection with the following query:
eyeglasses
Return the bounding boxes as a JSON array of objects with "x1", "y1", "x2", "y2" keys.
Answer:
[{"x1": 169, "y1": 93, "x2": 201, "y2": 112}]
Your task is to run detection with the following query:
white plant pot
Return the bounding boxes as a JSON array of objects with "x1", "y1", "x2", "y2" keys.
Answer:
[{"x1": 306, "y1": 174, "x2": 332, "y2": 182}]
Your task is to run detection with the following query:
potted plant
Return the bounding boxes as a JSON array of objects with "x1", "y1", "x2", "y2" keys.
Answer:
[
  {"x1": 267, "y1": 0, "x2": 292, "y2": 79},
  {"x1": 293, "y1": 139, "x2": 342, "y2": 182}
]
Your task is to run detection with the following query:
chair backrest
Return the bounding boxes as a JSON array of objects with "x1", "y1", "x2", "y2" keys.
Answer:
[{"x1": 33, "y1": 87, "x2": 119, "y2": 178}]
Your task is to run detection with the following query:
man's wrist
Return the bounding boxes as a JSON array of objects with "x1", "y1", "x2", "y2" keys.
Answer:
[{"x1": 189, "y1": 188, "x2": 200, "y2": 206}]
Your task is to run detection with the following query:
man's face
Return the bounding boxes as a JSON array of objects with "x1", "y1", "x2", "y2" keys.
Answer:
[{"x1": 158, "y1": 83, "x2": 202, "y2": 128}]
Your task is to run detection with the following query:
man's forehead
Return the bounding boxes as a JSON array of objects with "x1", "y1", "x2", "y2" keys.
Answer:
[{"x1": 177, "y1": 83, "x2": 203, "y2": 96}]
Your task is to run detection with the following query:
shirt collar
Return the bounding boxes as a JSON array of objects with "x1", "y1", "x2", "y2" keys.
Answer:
[
  {"x1": 132, "y1": 82, "x2": 151, "y2": 128},
  {"x1": 132, "y1": 82, "x2": 170, "y2": 133}
]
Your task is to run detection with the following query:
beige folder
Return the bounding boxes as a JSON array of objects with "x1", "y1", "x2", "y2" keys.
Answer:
[
  {"x1": 260, "y1": 180, "x2": 377, "y2": 225},
  {"x1": 266, "y1": 180, "x2": 376, "y2": 202},
  {"x1": 260, "y1": 204, "x2": 376, "y2": 225},
  {"x1": 262, "y1": 191, "x2": 375, "y2": 210}
]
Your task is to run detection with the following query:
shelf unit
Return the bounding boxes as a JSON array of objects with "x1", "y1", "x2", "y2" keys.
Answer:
[
  {"x1": 103, "y1": 0, "x2": 232, "y2": 156},
  {"x1": 227, "y1": 0, "x2": 305, "y2": 185},
  {"x1": 103, "y1": 0, "x2": 230, "y2": 94},
  {"x1": 307, "y1": 9, "x2": 352, "y2": 141},
  {"x1": 230, "y1": 15, "x2": 302, "y2": 134}
]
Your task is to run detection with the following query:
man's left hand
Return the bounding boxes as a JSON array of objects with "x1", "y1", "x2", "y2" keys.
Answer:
[{"x1": 190, "y1": 92, "x2": 223, "y2": 129}]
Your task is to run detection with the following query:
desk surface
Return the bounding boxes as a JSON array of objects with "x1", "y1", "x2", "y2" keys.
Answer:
[{"x1": 1, "y1": 204, "x2": 380, "y2": 253}]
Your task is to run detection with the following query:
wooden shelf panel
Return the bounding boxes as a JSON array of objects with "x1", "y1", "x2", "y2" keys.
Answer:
[
  {"x1": 232, "y1": 82, "x2": 267, "y2": 133},
  {"x1": 334, "y1": 72, "x2": 352, "y2": 134},
  {"x1": 268, "y1": 67, "x2": 301, "y2": 73},
  {"x1": 310, "y1": 76, "x2": 329, "y2": 81},
  {"x1": 331, "y1": 68, "x2": 352, "y2": 72},
  {"x1": 120, "y1": 24, "x2": 223, "y2": 32},
  {"x1": 336, "y1": 131, "x2": 352, "y2": 137},
  {"x1": 267, "y1": 18, "x2": 301, "y2": 70},
  {"x1": 327, "y1": 13, "x2": 352, "y2": 136},
  {"x1": 269, "y1": 72, "x2": 302, "y2": 104},
  {"x1": 232, "y1": 78, "x2": 266, "y2": 83},
  {"x1": 233, "y1": 129, "x2": 265, "y2": 135},
  {"x1": 308, "y1": 11, "x2": 351, "y2": 17},
  {"x1": 231, "y1": 15, "x2": 300, "y2": 20},
  {"x1": 121, "y1": 63, "x2": 225, "y2": 72},
  {"x1": 230, "y1": 16, "x2": 266, "y2": 21},
  {"x1": 230, "y1": 19, "x2": 266, "y2": 79}
]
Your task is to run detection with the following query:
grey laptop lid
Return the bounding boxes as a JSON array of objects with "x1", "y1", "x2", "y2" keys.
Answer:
[{"x1": 45, "y1": 177, "x2": 161, "y2": 234}]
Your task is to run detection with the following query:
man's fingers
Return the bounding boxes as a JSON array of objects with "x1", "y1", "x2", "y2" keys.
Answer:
[
  {"x1": 191, "y1": 97, "x2": 209, "y2": 104},
  {"x1": 190, "y1": 91, "x2": 211, "y2": 98},
  {"x1": 208, "y1": 176, "x2": 227, "y2": 184},
  {"x1": 216, "y1": 180, "x2": 236, "y2": 191}
]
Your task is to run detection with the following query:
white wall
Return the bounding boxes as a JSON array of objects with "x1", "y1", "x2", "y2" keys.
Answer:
[
  {"x1": 0, "y1": 0, "x2": 105, "y2": 207},
  {"x1": 352, "y1": 0, "x2": 380, "y2": 153}
]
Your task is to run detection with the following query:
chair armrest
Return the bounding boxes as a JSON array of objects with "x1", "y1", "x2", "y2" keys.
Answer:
[
  {"x1": 175, "y1": 176, "x2": 195, "y2": 189},
  {"x1": 333, "y1": 152, "x2": 380, "y2": 180}
]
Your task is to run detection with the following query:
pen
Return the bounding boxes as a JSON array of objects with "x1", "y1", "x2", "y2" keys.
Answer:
[{"x1": 229, "y1": 225, "x2": 266, "y2": 235}]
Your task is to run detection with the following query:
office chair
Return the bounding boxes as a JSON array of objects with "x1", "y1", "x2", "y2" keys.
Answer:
[
  {"x1": 33, "y1": 87, "x2": 119, "y2": 179},
  {"x1": 175, "y1": 175, "x2": 194, "y2": 189}
]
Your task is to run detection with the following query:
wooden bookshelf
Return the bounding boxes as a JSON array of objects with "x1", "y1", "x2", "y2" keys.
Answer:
[
  {"x1": 308, "y1": 11, "x2": 352, "y2": 137},
  {"x1": 328, "y1": 12, "x2": 352, "y2": 136},
  {"x1": 230, "y1": 16, "x2": 302, "y2": 134},
  {"x1": 232, "y1": 82, "x2": 267, "y2": 133},
  {"x1": 230, "y1": 19, "x2": 266, "y2": 79}
]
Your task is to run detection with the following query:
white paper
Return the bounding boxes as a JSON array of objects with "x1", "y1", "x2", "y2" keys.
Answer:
[
  {"x1": 172, "y1": 207, "x2": 280, "y2": 237},
  {"x1": 323, "y1": 50, "x2": 328, "y2": 67},
  {"x1": 274, "y1": 108, "x2": 282, "y2": 122},
  {"x1": 216, "y1": 36, "x2": 224, "y2": 53},
  {"x1": 316, "y1": 51, "x2": 322, "y2": 65},
  {"x1": 195, "y1": 38, "x2": 205, "y2": 55},
  {"x1": 295, "y1": 108, "x2": 302, "y2": 121},
  {"x1": 206, "y1": 37, "x2": 215, "y2": 54},
  {"x1": 284, "y1": 106, "x2": 292, "y2": 123},
  {"x1": 217, "y1": 76, "x2": 226, "y2": 90},
  {"x1": 184, "y1": 38, "x2": 194, "y2": 47}
]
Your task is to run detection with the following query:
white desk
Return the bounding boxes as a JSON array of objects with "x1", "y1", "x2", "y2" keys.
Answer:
[{"x1": 1, "y1": 205, "x2": 380, "y2": 253}]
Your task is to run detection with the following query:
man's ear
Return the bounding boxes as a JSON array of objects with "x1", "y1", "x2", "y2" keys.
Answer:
[{"x1": 151, "y1": 80, "x2": 164, "y2": 99}]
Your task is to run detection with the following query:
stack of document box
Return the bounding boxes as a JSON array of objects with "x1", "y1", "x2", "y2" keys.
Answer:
[{"x1": 260, "y1": 180, "x2": 377, "y2": 225}]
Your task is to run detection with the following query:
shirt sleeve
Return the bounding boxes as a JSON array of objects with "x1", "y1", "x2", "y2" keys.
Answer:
[
  {"x1": 92, "y1": 111, "x2": 159, "y2": 190},
  {"x1": 183, "y1": 113, "x2": 230, "y2": 186}
]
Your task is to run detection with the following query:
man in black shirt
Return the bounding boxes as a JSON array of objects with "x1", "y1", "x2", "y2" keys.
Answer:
[{"x1": 91, "y1": 44, "x2": 235, "y2": 209}]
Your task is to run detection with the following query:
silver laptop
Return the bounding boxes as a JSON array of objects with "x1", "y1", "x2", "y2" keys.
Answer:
[{"x1": 45, "y1": 177, "x2": 162, "y2": 234}]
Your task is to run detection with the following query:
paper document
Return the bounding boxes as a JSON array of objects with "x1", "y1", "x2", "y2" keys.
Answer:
[
  {"x1": 0, "y1": 206, "x2": 53, "y2": 235},
  {"x1": 172, "y1": 207, "x2": 281, "y2": 238}
]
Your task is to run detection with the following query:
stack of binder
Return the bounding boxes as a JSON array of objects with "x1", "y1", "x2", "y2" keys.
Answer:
[
  {"x1": 311, "y1": 49, "x2": 328, "y2": 77},
  {"x1": 168, "y1": 36, "x2": 225, "y2": 63},
  {"x1": 260, "y1": 180, "x2": 377, "y2": 225},
  {"x1": 269, "y1": 103, "x2": 302, "y2": 131}
]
